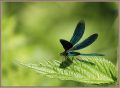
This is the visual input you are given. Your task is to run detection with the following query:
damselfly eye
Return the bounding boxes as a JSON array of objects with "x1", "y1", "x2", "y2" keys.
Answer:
[{"x1": 60, "y1": 53, "x2": 63, "y2": 56}]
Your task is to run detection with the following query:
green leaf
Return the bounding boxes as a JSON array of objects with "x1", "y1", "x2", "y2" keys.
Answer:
[{"x1": 20, "y1": 56, "x2": 117, "y2": 84}]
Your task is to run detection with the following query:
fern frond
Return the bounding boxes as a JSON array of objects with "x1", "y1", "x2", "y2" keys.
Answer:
[{"x1": 20, "y1": 56, "x2": 117, "y2": 84}]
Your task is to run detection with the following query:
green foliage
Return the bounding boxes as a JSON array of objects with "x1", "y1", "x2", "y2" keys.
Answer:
[
  {"x1": 21, "y1": 56, "x2": 117, "y2": 85},
  {"x1": 2, "y1": 2, "x2": 118, "y2": 86}
]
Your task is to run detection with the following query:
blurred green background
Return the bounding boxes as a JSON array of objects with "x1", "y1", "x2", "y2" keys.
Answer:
[{"x1": 2, "y1": 2, "x2": 118, "y2": 86}]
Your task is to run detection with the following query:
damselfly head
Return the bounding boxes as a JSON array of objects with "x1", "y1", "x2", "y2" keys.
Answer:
[
  {"x1": 60, "y1": 52, "x2": 63, "y2": 56},
  {"x1": 60, "y1": 51, "x2": 68, "y2": 56}
]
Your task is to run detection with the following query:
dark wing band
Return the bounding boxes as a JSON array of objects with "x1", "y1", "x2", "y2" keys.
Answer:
[
  {"x1": 71, "y1": 33, "x2": 98, "y2": 50},
  {"x1": 60, "y1": 39, "x2": 73, "y2": 51},
  {"x1": 70, "y1": 20, "x2": 85, "y2": 45}
]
